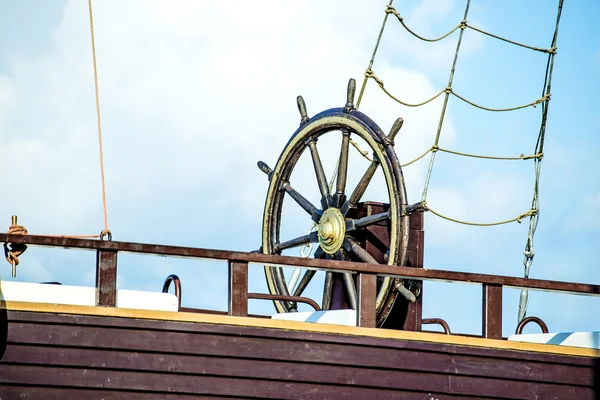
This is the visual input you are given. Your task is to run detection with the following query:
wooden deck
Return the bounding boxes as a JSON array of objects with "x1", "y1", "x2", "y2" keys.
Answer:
[{"x1": 1, "y1": 303, "x2": 598, "y2": 399}]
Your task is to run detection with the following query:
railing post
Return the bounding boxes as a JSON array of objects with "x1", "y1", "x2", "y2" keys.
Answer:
[
  {"x1": 482, "y1": 283, "x2": 502, "y2": 339},
  {"x1": 357, "y1": 273, "x2": 377, "y2": 328},
  {"x1": 95, "y1": 250, "x2": 117, "y2": 307},
  {"x1": 404, "y1": 210, "x2": 424, "y2": 331},
  {"x1": 228, "y1": 260, "x2": 248, "y2": 317}
]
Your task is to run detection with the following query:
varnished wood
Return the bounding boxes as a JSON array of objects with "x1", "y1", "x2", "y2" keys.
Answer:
[
  {"x1": 4, "y1": 301, "x2": 599, "y2": 358},
  {"x1": 1, "y1": 310, "x2": 598, "y2": 399},
  {"x1": 228, "y1": 261, "x2": 248, "y2": 317}
]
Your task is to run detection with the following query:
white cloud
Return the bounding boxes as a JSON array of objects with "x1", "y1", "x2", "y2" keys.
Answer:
[{"x1": 0, "y1": 0, "x2": 469, "y2": 314}]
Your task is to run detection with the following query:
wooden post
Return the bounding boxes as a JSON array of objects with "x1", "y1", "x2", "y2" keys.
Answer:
[
  {"x1": 228, "y1": 261, "x2": 248, "y2": 317},
  {"x1": 482, "y1": 284, "x2": 503, "y2": 339},
  {"x1": 95, "y1": 250, "x2": 117, "y2": 307},
  {"x1": 357, "y1": 273, "x2": 377, "y2": 328},
  {"x1": 404, "y1": 210, "x2": 424, "y2": 331}
]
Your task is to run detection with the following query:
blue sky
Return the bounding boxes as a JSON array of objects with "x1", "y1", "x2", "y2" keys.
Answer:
[{"x1": 0, "y1": 0, "x2": 598, "y2": 337}]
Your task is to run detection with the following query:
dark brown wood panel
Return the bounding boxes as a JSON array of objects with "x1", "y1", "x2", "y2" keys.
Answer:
[
  {"x1": 8, "y1": 310, "x2": 595, "y2": 367},
  {"x1": 0, "y1": 365, "x2": 466, "y2": 400},
  {"x1": 0, "y1": 386, "x2": 250, "y2": 400},
  {"x1": 6, "y1": 320, "x2": 595, "y2": 388},
  {"x1": 1, "y1": 311, "x2": 598, "y2": 400}
]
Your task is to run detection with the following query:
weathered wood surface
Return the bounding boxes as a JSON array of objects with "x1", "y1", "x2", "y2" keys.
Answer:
[{"x1": 0, "y1": 311, "x2": 598, "y2": 399}]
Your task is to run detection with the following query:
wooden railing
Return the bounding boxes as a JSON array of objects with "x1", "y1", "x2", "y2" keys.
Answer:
[{"x1": 2, "y1": 233, "x2": 599, "y2": 339}]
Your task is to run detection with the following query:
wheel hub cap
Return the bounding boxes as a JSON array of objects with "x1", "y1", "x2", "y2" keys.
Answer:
[{"x1": 318, "y1": 207, "x2": 345, "y2": 254}]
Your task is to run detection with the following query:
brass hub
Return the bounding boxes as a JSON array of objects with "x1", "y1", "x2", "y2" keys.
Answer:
[{"x1": 318, "y1": 207, "x2": 345, "y2": 254}]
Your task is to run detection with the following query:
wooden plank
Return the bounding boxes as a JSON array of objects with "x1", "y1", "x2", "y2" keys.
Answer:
[
  {"x1": 0, "y1": 364, "x2": 460, "y2": 400},
  {"x1": 483, "y1": 284, "x2": 503, "y2": 339},
  {"x1": 96, "y1": 249, "x2": 117, "y2": 306},
  {"x1": 2, "y1": 233, "x2": 599, "y2": 297},
  {"x1": 1, "y1": 344, "x2": 451, "y2": 393},
  {"x1": 228, "y1": 261, "x2": 248, "y2": 317},
  {"x1": 5, "y1": 322, "x2": 596, "y2": 388},
  {"x1": 6, "y1": 306, "x2": 598, "y2": 359},
  {"x1": 0, "y1": 386, "x2": 239, "y2": 400},
  {"x1": 357, "y1": 273, "x2": 377, "y2": 328}
]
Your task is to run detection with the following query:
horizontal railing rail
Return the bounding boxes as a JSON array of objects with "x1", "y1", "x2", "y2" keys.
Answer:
[{"x1": 2, "y1": 233, "x2": 599, "y2": 339}]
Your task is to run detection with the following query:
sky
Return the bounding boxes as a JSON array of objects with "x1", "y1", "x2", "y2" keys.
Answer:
[{"x1": 0, "y1": 0, "x2": 598, "y2": 338}]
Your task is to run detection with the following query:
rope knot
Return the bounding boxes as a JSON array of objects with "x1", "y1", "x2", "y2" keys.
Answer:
[
  {"x1": 444, "y1": 87, "x2": 452, "y2": 94},
  {"x1": 548, "y1": 47, "x2": 557, "y2": 54},
  {"x1": 4, "y1": 222, "x2": 28, "y2": 269},
  {"x1": 431, "y1": 145, "x2": 439, "y2": 152},
  {"x1": 365, "y1": 69, "x2": 384, "y2": 88},
  {"x1": 385, "y1": 5, "x2": 401, "y2": 20},
  {"x1": 459, "y1": 20, "x2": 467, "y2": 30},
  {"x1": 523, "y1": 250, "x2": 535, "y2": 259}
]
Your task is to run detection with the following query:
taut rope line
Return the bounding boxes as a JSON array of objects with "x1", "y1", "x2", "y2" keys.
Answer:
[
  {"x1": 4, "y1": 0, "x2": 111, "y2": 276},
  {"x1": 88, "y1": 0, "x2": 110, "y2": 237}
]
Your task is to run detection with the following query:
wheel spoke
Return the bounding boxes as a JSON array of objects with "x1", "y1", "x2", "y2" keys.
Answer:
[
  {"x1": 275, "y1": 231, "x2": 319, "y2": 252},
  {"x1": 281, "y1": 181, "x2": 322, "y2": 223},
  {"x1": 322, "y1": 271, "x2": 334, "y2": 310},
  {"x1": 343, "y1": 237, "x2": 378, "y2": 264},
  {"x1": 344, "y1": 237, "x2": 416, "y2": 303},
  {"x1": 341, "y1": 158, "x2": 379, "y2": 216},
  {"x1": 292, "y1": 270, "x2": 316, "y2": 297},
  {"x1": 335, "y1": 250, "x2": 357, "y2": 310},
  {"x1": 314, "y1": 246, "x2": 324, "y2": 260},
  {"x1": 307, "y1": 139, "x2": 332, "y2": 209},
  {"x1": 333, "y1": 130, "x2": 350, "y2": 208},
  {"x1": 345, "y1": 211, "x2": 390, "y2": 232}
]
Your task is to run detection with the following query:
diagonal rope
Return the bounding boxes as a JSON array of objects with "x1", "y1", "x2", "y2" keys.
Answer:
[
  {"x1": 356, "y1": 0, "x2": 395, "y2": 110},
  {"x1": 466, "y1": 24, "x2": 557, "y2": 55},
  {"x1": 518, "y1": 0, "x2": 564, "y2": 324},
  {"x1": 88, "y1": 0, "x2": 110, "y2": 237},
  {"x1": 421, "y1": 0, "x2": 471, "y2": 203}
]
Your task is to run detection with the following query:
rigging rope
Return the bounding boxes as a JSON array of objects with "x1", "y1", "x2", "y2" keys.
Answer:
[
  {"x1": 366, "y1": 68, "x2": 549, "y2": 112},
  {"x1": 357, "y1": 0, "x2": 565, "y2": 323},
  {"x1": 386, "y1": 5, "x2": 463, "y2": 43},
  {"x1": 519, "y1": 0, "x2": 564, "y2": 323},
  {"x1": 356, "y1": 0, "x2": 394, "y2": 109},
  {"x1": 426, "y1": 205, "x2": 537, "y2": 227},
  {"x1": 421, "y1": 0, "x2": 471, "y2": 203},
  {"x1": 386, "y1": 5, "x2": 556, "y2": 54},
  {"x1": 3, "y1": 0, "x2": 112, "y2": 277},
  {"x1": 88, "y1": 0, "x2": 110, "y2": 238}
]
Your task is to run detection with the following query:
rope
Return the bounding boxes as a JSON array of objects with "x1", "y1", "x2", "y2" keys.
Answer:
[
  {"x1": 437, "y1": 147, "x2": 543, "y2": 161},
  {"x1": 365, "y1": 69, "x2": 445, "y2": 107},
  {"x1": 518, "y1": 0, "x2": 564, "y2": 323},
  {"x1": 451, "y1": 91, "x2": 550, "y2": 112},
  {"x1": 4, "y1": 224, "x2": 28, "y2": 267},
  {"x1": 358, "y1": 0, "x2": 565, "y2": 323},
  {"x1": 426, "y1": 205, "x2": 537, "y2": 227},
  {"x1": 356, "y1": 0, "x2": 395, "y2": 109},
  {"x1": 88, "y1": 0, "x2": 110, "y2": 237},
  {"x1": 386, "y1": 4, "x2": 555, "y2": 54},
  {"x1": 365, "y1": 69, "x2": 549, "y2": 112},
  {"x1": 401, "y1": 146, "x2": 433, "y2": 167},
  {"x1": 386, "y1": 6, "x2": 463, "y2": 42},
  {"x1": 421, "y1": 0, "x2": 471, "y2": 203},
  {"x1": 349, "y1": 138, "x2": 374, "y2": 162},
  {"x1": 466, "y1": 24, "x2": 557, "y2": 54}
]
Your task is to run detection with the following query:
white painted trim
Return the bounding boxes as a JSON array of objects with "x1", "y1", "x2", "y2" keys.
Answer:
[{"x1": 0, "y1": 280, "x2": 178, "y2": 312}]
